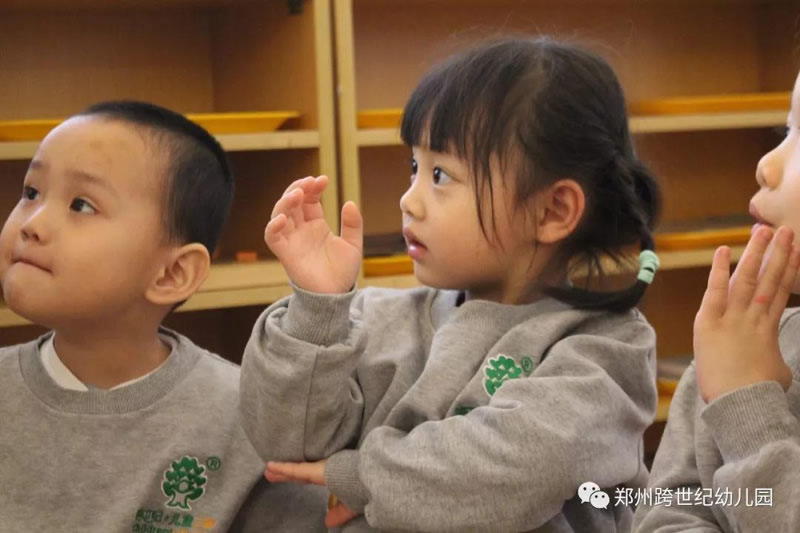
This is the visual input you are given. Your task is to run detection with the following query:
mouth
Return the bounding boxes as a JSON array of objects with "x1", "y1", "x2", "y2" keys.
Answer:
[
  {"x1": 749, "y1": 203, "x2": 774, "y2": 234},
  {"x1": 11, "y1": 255, "x2": 51, "y2": 273},
  {"x1": 402, "y1": 227, "x2": 428, "y2": 259}
]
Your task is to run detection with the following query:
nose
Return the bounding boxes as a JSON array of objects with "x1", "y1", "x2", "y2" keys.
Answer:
[
  {"x1": 19, "y1": 205, "x2": 49, "y2": 243},
  {"x1": 399, "y1": 177, "x2": 425, "y2": 220},
  {"x1": 755, "y1": 143, "x2": 783, "y2": 190}
]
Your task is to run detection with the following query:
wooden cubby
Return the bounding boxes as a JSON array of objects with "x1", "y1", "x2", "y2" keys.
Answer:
[
  {"x1": 0, "y1": 0, "x2": 337, "y2": 361},
  {"x1": 0, "y1": 0, "x2": 798, "y2": 425},
  {"x1": 332, "y1": 0, "x2": 800, "y2": 429}
]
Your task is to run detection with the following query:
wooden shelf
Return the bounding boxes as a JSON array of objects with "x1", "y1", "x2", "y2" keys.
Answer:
[
  {"x1": 0, "y1": 111, "x2": 319, "y2": 160},
  {"x1": 0, "y1": 130, "x2": 321, "y2": 161},
  {"x1": 353, "y1": 92, "x2": 790, "y2": 147},
  {"x1": 0, "y1": 0, "x2": 268, "y2": 9},
  {"x1": 364, "y1": 248, "x2": 744, "y2": 277},
  {"x1": 0, "y1": 260, "x2": 292, "y2": 326}
]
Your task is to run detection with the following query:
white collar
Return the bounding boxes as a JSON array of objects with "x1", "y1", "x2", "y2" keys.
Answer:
[{"x1": 41, "y1": 334, "x2": 169, "y2": 391}]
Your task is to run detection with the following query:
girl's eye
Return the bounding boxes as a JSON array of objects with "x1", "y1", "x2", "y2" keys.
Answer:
[
  {"x1": 22, "y1": 185, "x2": 39, "y2": 201},
  {"x1": 70, "y1": 198, "x2": 96, "y2": 214},
  {"x1": 432, "y1": 167, "x2": 452, "y2": 185},
  {"x1": 410, "y1": 158, "x2": 418, "y2": 177}
]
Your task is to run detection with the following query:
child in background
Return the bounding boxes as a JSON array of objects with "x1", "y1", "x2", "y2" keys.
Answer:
[
  {"x1": 242, "y1": 37, "x2": 661, "y2": 532},
  {"x1": 634, "y1": 72, "x2": 800, "y2": 532},
  {"x1": 0, "y1": 101, "x2": 326, "y2": 531}
]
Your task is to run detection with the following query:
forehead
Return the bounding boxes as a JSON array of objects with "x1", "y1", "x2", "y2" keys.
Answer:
[{"x1": 35, "y1": 116, "x2": 168, "y2": 198}]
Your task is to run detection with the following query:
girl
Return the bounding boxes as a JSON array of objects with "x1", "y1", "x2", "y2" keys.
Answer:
[{"x1": 241, "y1": 37, "x2": 661, "y2": 532}]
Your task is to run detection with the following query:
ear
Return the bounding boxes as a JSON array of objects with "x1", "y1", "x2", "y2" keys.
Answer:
[
  {"x1": 535, "y1": 179, "x2": 585, "y2": 244},
  {"x1": 145, "y1": 243, "x2": 211, "y2": 306}
]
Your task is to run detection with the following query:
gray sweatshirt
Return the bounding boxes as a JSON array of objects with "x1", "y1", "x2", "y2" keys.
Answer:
[
  {"x1": 0, "y1": 329, "x2": 327, "y2": 533},
  {"x1": 633, "y1": 308, "x2": 800, "y2": 532},
  {"x1": 241, "y1": 286, "x2": 658, "y2": 532}
]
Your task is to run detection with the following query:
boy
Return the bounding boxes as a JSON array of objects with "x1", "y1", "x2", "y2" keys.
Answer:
[
  {"x1": 634, "y1": 73, "x2": 800, "y2": 531},
  {"x1": 0, "y1": 101, "x2": 326, "y2": 531}
]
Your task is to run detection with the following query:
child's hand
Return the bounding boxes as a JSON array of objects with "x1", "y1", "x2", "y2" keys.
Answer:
[
  {"x1": 265, "y1": 460, "x2": 359, "y2": 528},
  {"x1": 694, "y1": 226, "x2": 800, "y2": 404},
  {"x1": 265, "y1": 175, "x2": 363, "y2": 294}
]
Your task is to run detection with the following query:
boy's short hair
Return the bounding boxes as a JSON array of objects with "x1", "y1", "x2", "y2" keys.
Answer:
[{"x1": 79, "y1": 101, "x2": 234, "y2": 256}]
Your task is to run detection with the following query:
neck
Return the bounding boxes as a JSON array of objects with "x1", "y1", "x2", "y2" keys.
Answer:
[
  {"x1": 52, "y1": 320, "x2": 170, "y2": 390},
  {"x1": 465, "y1": 243, "x2": 556, "y2": 305}
]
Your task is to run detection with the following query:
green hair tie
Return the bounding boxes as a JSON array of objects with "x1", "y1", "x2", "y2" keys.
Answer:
[{"x1": 637, "y1": 250, "x2": 660, "y2": 284}]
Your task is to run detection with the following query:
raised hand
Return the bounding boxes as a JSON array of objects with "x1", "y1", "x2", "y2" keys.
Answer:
[
  {"x1": 265, "y1": 175, "x2": 363, "y2": 294},
  {"x1": 694, "y1": 226, "x2": 800, "y2": 404}
]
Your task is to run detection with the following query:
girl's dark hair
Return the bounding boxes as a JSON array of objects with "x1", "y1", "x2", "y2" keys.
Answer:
[
  {"x1": 79, "y1": 100, "x2": 234, "y2": 257},
  {"x1": 401, "y1": 37, "x2": 661, "y2": 312}
]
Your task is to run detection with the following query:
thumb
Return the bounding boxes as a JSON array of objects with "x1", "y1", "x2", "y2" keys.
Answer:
[{"x1": 340, "y1": 201, "x2": 363, "y2": 253}]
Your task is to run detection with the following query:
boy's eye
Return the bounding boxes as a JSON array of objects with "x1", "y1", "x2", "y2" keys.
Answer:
[
  {"x1": 22, "y1": 185, "x2": 38, "y2": 201},
  {"x1": 70, "y1": 198, "x2": 96, "y2": 214},
  {"x1": 432, "y1": 167, "x2": 452, "y2": 185}
]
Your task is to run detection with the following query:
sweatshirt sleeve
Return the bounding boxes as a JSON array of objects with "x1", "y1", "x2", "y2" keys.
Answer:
[
  {"x1": 323, "y1": 317, "x2": 658, "y2": 532},
  {"x1": 632, "y1": 364, "x2": 725, "y2": 532},
  {"x1": 239, "y1": 284, "x2": 368, "y2": 462},
  {"x1": 699, "y1": 380, "x2": 800, "y2": 532}
]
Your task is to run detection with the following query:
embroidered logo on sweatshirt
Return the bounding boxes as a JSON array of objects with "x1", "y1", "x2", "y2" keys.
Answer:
[
  {"x1": 483, "y1": 355, "x2": 534, "y2": 396},
  {"x1": 161, "y1": 456, "x2": 208, "y2": 510}
]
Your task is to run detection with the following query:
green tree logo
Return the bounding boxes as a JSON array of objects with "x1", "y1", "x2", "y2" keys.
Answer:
[
  {"x1": 484, "y1": 355, "x2": 523, "y2": 396},
  {"x1": 162, "y1": 456, "x2": 207, "y2": 510}
]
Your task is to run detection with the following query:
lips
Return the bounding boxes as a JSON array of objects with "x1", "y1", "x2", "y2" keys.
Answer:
[
  {"x1": 402, "y1": 227, "x2": 427, "y2": 260},
  {"x1": 11, "y1": 253, "x2": 51, "y2": 273},
  {"x1": 750, "y1": 202, "x2": 773, "y2": 232}
]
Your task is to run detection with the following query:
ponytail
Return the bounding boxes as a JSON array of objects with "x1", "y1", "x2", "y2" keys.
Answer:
[{"x1": 544, "y1": 157, "x2": 662, "y2": 313}]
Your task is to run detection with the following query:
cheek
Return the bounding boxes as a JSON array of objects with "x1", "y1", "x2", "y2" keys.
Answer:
[{"x1": 0, "y1": 216, "x2": 20, "y2": 273}]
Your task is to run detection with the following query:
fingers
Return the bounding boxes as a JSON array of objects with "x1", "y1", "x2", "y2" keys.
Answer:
[
  {"x1": 264, "y1": 213, "x2": 289, "y2": 255},
  {"x1": 270, "y1": 175, "x2": 329, "y2": 228},
  {"x1": 769, "y1": 242, "x2": 800, "y2": 321},
  {"x1": 728, "y1": 226, "x2": 774, "y2": 310},
  {"x1": 301, "y1": 175, "x2": 328, "y2": 222},
  {"x1": 751, "y1": 226, "x2": 794, "y2": 308},
  {"x1": 697, "y1": 246, "x2": 731, "y2": 321},
  {"x1": 264, "y1": 461, "x2": 326, "y2": 486},
  {"x1": 340, "y1": 201, "x2": 364, "y2": 253},
  {"x1": 271, "y1": 187, "x2": 305, "y2": 230}
]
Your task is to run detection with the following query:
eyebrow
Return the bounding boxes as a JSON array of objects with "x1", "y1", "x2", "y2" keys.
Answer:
[{"x1": 29, "y1": 159, "x2": 119, "y2": 199}]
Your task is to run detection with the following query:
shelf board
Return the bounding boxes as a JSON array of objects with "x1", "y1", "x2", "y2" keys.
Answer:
[
  {"x1": 354, "y1": 91, "x2": 791, "y2": 147},
  {"x1": 0, "y1": 111, "x2": 316, "y2": 160},
  {"x1": 0, "y1": 259, "x2": 291, "y2": 326},
  {"x1": 363, "y1": 243, "x2": 747, "y2": 278},
  {"x1": 0, "y1": 130, "x2": 320, "y2": 161},
  {"x1": 0, "y1": 0, "x2": 267, "y2": 10}
]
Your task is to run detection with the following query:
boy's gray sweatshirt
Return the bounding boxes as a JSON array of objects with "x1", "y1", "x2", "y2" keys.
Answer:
[
  {"x1": 634, "y1": 308, "x2": 800, "y2": 532},
  {"x1": 241, "y1": 286, "x2": 658, "y2": 532},
  {"x1": 0, "y1": 328, "x2": 327, "y2": 532}
]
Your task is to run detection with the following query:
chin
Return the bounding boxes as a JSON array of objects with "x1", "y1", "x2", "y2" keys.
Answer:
[
  {"x1": 413, "y1": 265, "x2": 465, "y2": 291},
  {"x1": 2, "y1": 280, "x2": 56, "y2": 328}
]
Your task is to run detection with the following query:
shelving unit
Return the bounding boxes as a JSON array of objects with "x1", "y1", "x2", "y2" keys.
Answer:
[
  {"x1": 0, "y1": 0, "x2": 338, "y2": 354},
  {"x1": 332, "y1": 0, "x2": 799, "y2": 444},
  {"x1": 353, "y1": 91, "x2": 791, "y2": 145}
]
